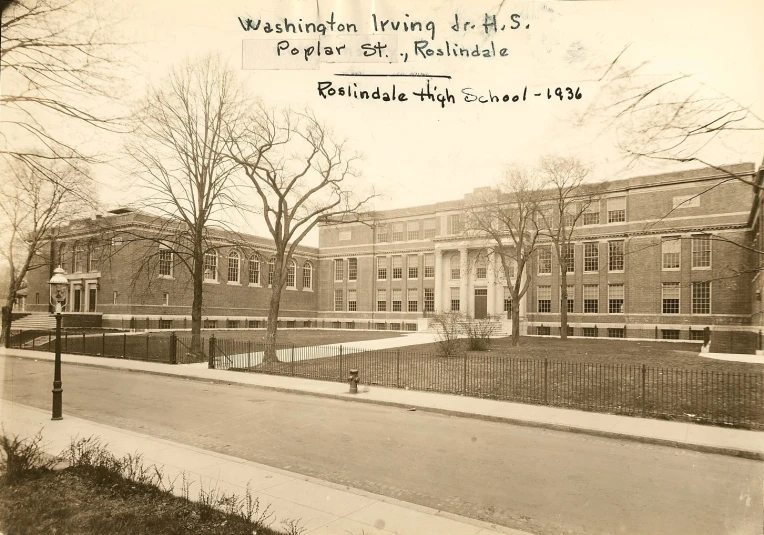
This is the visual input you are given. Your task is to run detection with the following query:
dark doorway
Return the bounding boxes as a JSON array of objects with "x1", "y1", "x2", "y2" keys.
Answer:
[
  {"x1": 73, "y1": 289, "x2": 81, "y2": 312},
  {"x1": 474, "y1": 288, "x2": 488, "y2": 319},
  {"x1": 88, "y1": 288, "x2": 97, "y2": 312}
]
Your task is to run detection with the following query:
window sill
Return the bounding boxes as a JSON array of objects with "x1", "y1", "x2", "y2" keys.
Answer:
[
  {"x1": 537, "y1": 273, "x2": 552, "y2": 276},
  {"x1": 302, "y1": 287, "x2": 314, "y2": 292},
  {"x1": 662, "y1": 268, "x2": 681, "y2": 272},
  {"x1": 158, "y1": 275, "x2": 174, "y2": 280},
  {"x1": 247, "y1": 283, "x2": 261, "y2": 288},
  {"x1": 286, "y1": 287, "x2": 297, "y2": 291},
  {"x1": 608, "y1": 270, "x2": 625, "y2": 274},
  {"x1": 691, "y1": 267, "x2": 712, "y2": 270},
  {"x1": 227, "y1": 281, "x2": 241, "y2": 286},
  {"x1": 203, "y1": 280, "x2": 219, "y2": 284}
]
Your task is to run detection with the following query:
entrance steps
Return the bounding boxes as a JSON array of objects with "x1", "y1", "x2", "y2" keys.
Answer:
[{"x1": 10, "y1": 314, "x2": 56, "y2": 330}]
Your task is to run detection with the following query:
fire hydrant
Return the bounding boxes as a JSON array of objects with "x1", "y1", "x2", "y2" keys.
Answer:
[{"x1": 348, "y1": 369, "x2": 360, "y2": 394}]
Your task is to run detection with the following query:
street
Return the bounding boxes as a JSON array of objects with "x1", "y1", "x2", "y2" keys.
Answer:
[{"x1": 1, "y1": 356, "x2": 761, "y2": 535}]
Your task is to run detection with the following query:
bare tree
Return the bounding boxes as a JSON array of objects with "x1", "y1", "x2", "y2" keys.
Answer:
[
  {"x1": 536, "y1": 155, "x2": 605, "y2": 340},
  {"x1": 0, "y1": 157, "x2": 93, "y2": 345},
  {"x1": 1, "y1": 0, "x2": 128, "y2": 176},
  {"x1": 464, "y1": 165, "x2": 543, "y2": 346},
  {"x1": 126, "y1": 56, "x2": 247, "y2": 357},
  {"x1": 228, "y1": 108, "x2": 374, "y2": 363}
]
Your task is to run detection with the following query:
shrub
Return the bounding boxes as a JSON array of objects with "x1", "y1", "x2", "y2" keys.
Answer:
[
  {"x1": 430, "y1": 312, "x2": 465, "y2": 357},
  {"x1": 0, "y1": 429, "x2": 60, "y2": 484},
  {"x1": 462, "y1": 314, "x2": 500, "y2": 351}
]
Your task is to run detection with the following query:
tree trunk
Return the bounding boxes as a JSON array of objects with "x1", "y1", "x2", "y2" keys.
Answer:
[
  {"x1": 559, "y1": 268, "x2": 568, "y2": 340},
  {"x1": 264, "y1": 287, "x2": 281, "y2": 363},
  {"x1": 190, "y1": 251, "x2": 204, "y2": 358},
  {"x1": 1, "y1": 303, "x2": 12, "y2": 348},
  {"x1": 510, "y1": 305, "x2": 520, "y2": 346}
]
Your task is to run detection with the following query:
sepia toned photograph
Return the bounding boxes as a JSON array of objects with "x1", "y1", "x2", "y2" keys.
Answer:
[{"x1": 1, "y1": 0, "x2": 762, "y2": 534}]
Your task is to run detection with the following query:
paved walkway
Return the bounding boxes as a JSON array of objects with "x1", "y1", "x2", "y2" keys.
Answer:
[
  {"x1": 0, "y1": 401, "x2": 522, "y2": 535},
  {"x1": 701, "y1": 352, "x2": 764, "y2": 364},
  {"x1": 3, "y1": 347, "x2": 763, "y2": 459}
]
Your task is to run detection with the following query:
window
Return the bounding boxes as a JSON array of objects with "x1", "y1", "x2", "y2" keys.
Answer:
[
  {"x1": 392, "y1": 289, "x2": 402, "y2": 311},
  {"x1": 348, "y1": 258, "x2": 357, "y2": 281},
  {"x1": 537, "y1": 246, "x2": 552, "y2": 274},
  {"x1": 692, "y1": 235, "x2": 711, "y2": 268},
  {"x1": 408, "y1": 255, "x2": 419, "y2": 279},
  {"x1": 248, "y1": 320, "x2": 260, "y2": 328},
  {"x1": 582, "y1": 202, "x2": 600, "y2": 225},
  {"x1": 407, "y1": 221, "x2": 419, "y2": 241},
  {"x1": 162, "y1": 292, "x2": 169, "y2": 306},
  {"x1": 204, "y1": 252, "x2": 217, "y2": 281},
  {"x1": 583, "y1": 327, "x2": 597, "y2": 337},
  {"x1": 583, "y1": 285, "x2": 599, "y2": 313},
  {"x1": 450, "y1": 287, "x2": 460, "y2": 312},
  {"x1": 563, "y1": 210, "x2": 576, "y2": 228},
  {"x1": 268, "y1": 258, "x2": 275, "y2": 286},
  {"x1": 377, "y1": 257, "x2": 387, "y2": 280},
  {"x1": 584, "y1": 243, "x2": 599, "y2": 272},
  {"x1": 562, "y1": 244, "x2": 574, "y2": 273},
  {"x1": 73, "y1": 242, "x2": 86, "y2": 272},
  {"x1": 608, "y1": 241, "x2": 624, "y2": 271},
  {"x1": 334, "y1": 258, "x2": 344, "y2": 281},
  {"x1": 88, "y1": 243, "x2": 100, "y2": 272},
  {"x1": 302, "y1": 262, "x2": 312, "y2": 289},
  {"x1": 228, "y1": 251, "x2": 240, "y2": 283},
  {"x1": 376, "y1": 224, "x2": 388, "y2": 243},
  {"x1": 662, "y1": 237, "x2": 681, "y2": 270},
  {"x1": 227, "y1": 320, "x2": 239, "y2": 329},
  {"x1": 565, "y1": 285, "x2": 574, "y2": 313},
  {"x1": 408, "y1": 288, "x2": 418, "y2": 312},
  {"x1": 538, "y1": 326, "x2": 551, "y2": 336},
  {"x1": 35, "y1": 293, "x2": 40, "y2": 305},
  {"x1": 690, "y1": 329, "x2": 706, "y2": 341},
  {"x1": 159, "y1": 249, "x2": 173, "y2": 277},
  {"x1": 608, "y1": 284, "x2": 624, "y2": 314},
  {"x1": 662, "y1": 329, "x2": 680, "y2": 340},
  {"x1": 662, "y1": 283, "x2": 680, "y2": 314},
  {"x1": 424, "y1": 218, "x2": 436, "y2": 238},
  {"x1": 334, "y1": 289, "x2": 343, "y2": 311},
  {"x1": 673, "y1": 195, "x2": 700, "y2": 209},
  {"x1": 450, "y1": 254, "x2": 460, "y2": 280},
  {"x1": 249, "y1": 255, "x2": 260, "y2": 284},
  {"x1": 160, "y1": 319, "x2": 172, "y2": 330},
  {"x1": 448, "y1": 214, "x2": 464, "y2": 234},
  {"x1": 607, "y1": 197, "x2": 626, "y2": 223},
  {"x1": 424, "y1": 254, "x2": 435, "y2": 278},
  {"x1": 392, "y1": 222, "x2": 404, "y2": 241},
  {"x1": 692, "y1": 281, "x2": 711, "y2": 314},
  {"x1": 113, "y1": 291, "x2": 118, "y2": 304},
  {"x1": 392, "y1": 256, "x2": 402, "y2": 280},
  {"x1": 537, "y1": 285, "x2": 551, "y2": 313},
  {"x1": 286, "y1": 260, "x2": 296, "y2": 288},
  {"x1": 608, "y1": 328, "x2": 625, "y2": 338},
  {"x1": 347, "y1": 289, "x2": 357, "y2": 311},
  {"x1": 475, "y1": 254, "x2": 487, "y2": 279},
  {"x1": 377, "y1": 289, "x2": 387, "y2": 311},
  {"x1": 503, "y1": 287, "x2": 513, "y2": 314},
  {"x1": 424, "y1": 288, "x2": 435, "y2": 312}
]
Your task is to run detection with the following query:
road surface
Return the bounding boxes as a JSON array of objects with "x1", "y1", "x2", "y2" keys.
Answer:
[{"x1": 1, "y1": 356, "x2": 761, "y2": 535}]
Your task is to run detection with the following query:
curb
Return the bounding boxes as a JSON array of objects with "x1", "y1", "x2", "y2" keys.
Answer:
[{"x1": 4, "y1": 351, "x2": 764, "y2": 462}]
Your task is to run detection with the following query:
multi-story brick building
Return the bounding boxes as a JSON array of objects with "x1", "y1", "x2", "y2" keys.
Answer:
[{"x1": 20, "y1": 162, "x2": 762, "y2": 340}]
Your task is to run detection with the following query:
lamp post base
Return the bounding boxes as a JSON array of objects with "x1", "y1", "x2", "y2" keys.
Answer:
[{"x1": 52, "y1": 383, "x2": 62, "y2": 420}]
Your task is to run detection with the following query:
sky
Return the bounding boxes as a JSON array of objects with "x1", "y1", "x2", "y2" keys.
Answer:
[{"x1": 6, "y1": 0, "x2": 764, "y2": 246}]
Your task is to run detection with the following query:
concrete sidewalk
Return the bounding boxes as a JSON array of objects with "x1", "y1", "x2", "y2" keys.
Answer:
[
  {"x1": 3, "y1": 347, "x2": 764, "y2": 459},
  {"x1": 0, "y1": 401, "x2": 520, "y2": 535}
]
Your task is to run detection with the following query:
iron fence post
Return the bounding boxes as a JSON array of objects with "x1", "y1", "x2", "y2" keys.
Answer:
[
  {"x1": 641, "y1": 364, "x2": 647, "y2": 415},
  {"x1": 82, "y1": 332, "x2": 85, "y2": 354},
  {"x1": 396, "y1": 349, "x2": 401, "y2": 388},
  {"x1": 463, "y1": 351, "x2": 468, "y2": 395},
  {"x1": 146, "y1": 333, "x2": 149, "y2": 360},
  {"x1": 208, "y1": 335, "x2": 216, "y2": 369},
  {"x1": 102, "y1": 332, "x2": 106, "y2": 356},
  {"x1": 32, "y1": 335, "x2": 35, "y2": 350},
  {"x1": 169, "y1": 332, "x2": 177, "y2": 364},
  {"x1": 339, "y1": 345, "x2": 343, "y2": 381},
  {"x1": 291, "y1": 344, "x2": 295, "y2": 376},
  {"x1": 122, "y1": 333, "x2": 126, "y2": 358},
  {"x1": 544, "y1": 358, "x2": 548, "y2": 404},
  {"x1": 65, "y1": 332, "x2": 68, "y2": 352}
]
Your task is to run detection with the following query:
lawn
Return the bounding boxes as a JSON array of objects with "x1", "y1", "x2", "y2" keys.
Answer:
[{"x1": 241, "y1": 336, "x2": 764, "y2": 429}]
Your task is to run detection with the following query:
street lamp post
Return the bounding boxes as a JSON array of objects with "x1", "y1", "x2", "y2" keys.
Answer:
[{"x1": 48, "y1": 266, "x2": 68, "y2": 421}]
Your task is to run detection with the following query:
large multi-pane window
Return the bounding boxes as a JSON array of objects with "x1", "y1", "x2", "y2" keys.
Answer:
[
  {"x1": 347, "y1": 289, "x2": 357, "y2": 311},
  {"x1": 408, "y1": 255, "x2": 419, "y2": 279},
  {"x1": 392, "y1": 256, "x2": 402, "y2": 280},
  {"x1": 662, "y1": 237, "x2": 681, "y2": 270},
  {"x1": 159, "y1": 249, "x2": 173, "y2": 277},
  {"x1": 608, "y1": 241, "x2": 624, "y2": 271},
  {"x1": 583, "y1": 285, "x2": 599, "y2": 313},
  {"x1": 88, "y1": 243, "x2": 100, "y2": 272},
  {"x1": 376, "y1": 225, "x2": 388, "y2": 243},
  {"x1": 476, "y1": 254, "x2": 487, "y2": 279},
  {"x1": 448, "y1": 214, "x2": 464, "y2": 234},
  {"x1": 348, "y1": 258, "x2": 357, "y2": 280},
  {"x1": 204, "y1": 251, "x2": 217, "y2": 281},
  {"x1": 582, "y1": 202, "x2": 600, "y2": 225},
  {"x1": 503, "y1": 287, "x2": 513, "y2": 314},
  {"x1": 334, "y1": 289, "x2": 343, "y2": 311},
  {"x1": 607, "y1": 197, "x2": 626, "y2": 223},
  {"x1": 286, "y1": 260, "x2": 296, "y2": 288},
  {"x1": 73, "y1": 242, "x2": 86, "y2": 272},
  {"x1": 392, "y1": 289, "x2": 402, "y2": 311},
  {"x1": 662, "y1": 283, "x2": 680, "y2": 314},
  {"x1": 450, "y1": 255, "x2": 460, "y2": 280},
  {"x1": 537, "y1": 285, "x2": 551, "y2": 313},
  {"x1": 377, "y1": 289, "x2": 387, "y2": 311},
  {"x1": 584, "y1": 242, "x2": 599, "y2": 272},
  {"x1": 392, "y1": 222, "x2": 404, "y2": 241},
  {"x1": 334, "y1": 258, "x2": 344, "y2": 281},
  {"x1": 608, "y1": 284, "x2": 624, "y2": 313},
  {"x1": 228, "y1": 251, "x2": 240, "y2": 282},
  {"x1": 537, "y1": 246, "x2": 552, "y2": 274},
  {"x1": 302, "y1": 262, "x2": 312, "y2": 289},
  {"x1": 424, "y1": 254, "x2": 435, "y2": 278},
  {"x1": 692, "y1": 282, "x2": 711, "y2": 314},
  {"x1": 249, "y1": 255, "x2": 260, "y2": 284},
  {"x1": 58, "y1": 243, "x2": 68, "y2": 271},
  {"x1": 407, "y1": 221, "x2": 419, "y2": 240},
  {"x1": 424, "y1": 288, "x2": 435, "y2": 312},
  {"x1": 377, "y1": 256, "x2": 387, "y2": 280},
  {"x1": 562, "y1": 244, "x2": 575, "y2": 273},
  {"x1": 407, "y1": 288, "x2": 418, "y2": 312},
  {"x1": 565, "y1": 285, "x2": 574, "y2": 313},
  {"x1": 563, "y1": 209, "x2": 576, "y2": 228},
  {"x1": 450, "y1": 287, "x2": 460, "y2": 312},
  {"x1": 268, "y1": 258, "x2": 275, "y2": 286},
  {"x1": 692, "y1": 234, "x2": 711, "y2": 268},
  {"x1": 423, "y1": 218, "x2": 436, "y2": 238}
]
